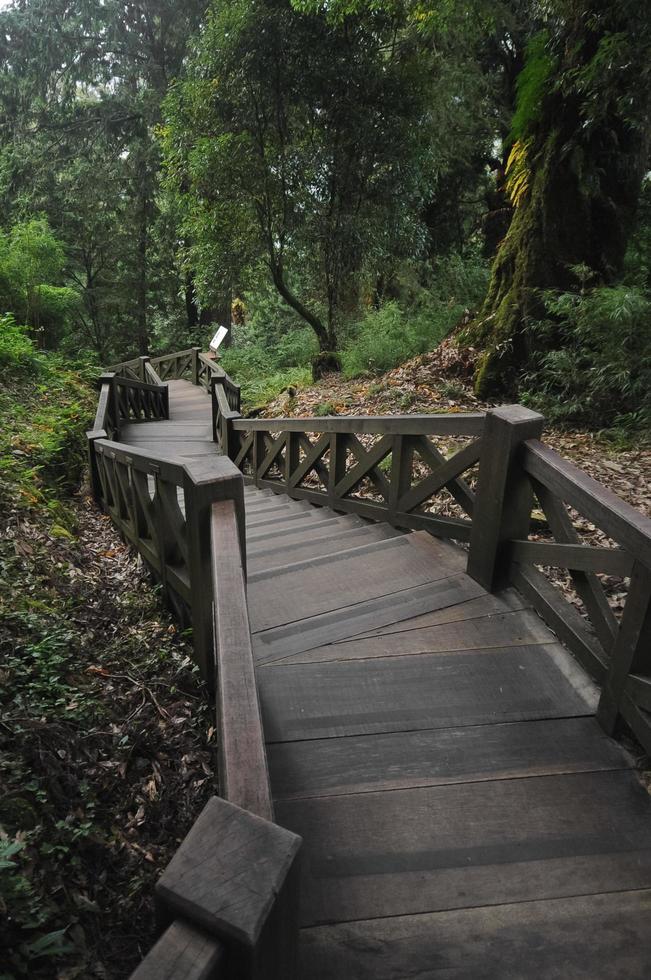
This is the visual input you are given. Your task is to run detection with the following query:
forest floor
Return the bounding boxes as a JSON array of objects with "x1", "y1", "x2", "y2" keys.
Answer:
[
  {"x1": 0, "y1": 367, "x2": 214, "y2": 979},
  {"x1": 1, "y1": 483, "x2": 215, "y2": 980},
  {"x1": 261, "y1": 338, "x2": 651, "y2": 518}
]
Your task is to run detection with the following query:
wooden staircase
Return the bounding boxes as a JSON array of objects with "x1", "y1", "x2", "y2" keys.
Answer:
[{"x1": 87, "y1": 355, "x2": 651, "y2": 980}]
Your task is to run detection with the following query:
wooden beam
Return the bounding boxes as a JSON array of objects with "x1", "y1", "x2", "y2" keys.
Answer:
[
  {"x1": 509, "y1": 539, "x2": 634, "y2": 577},
  {"x1": 233, "y1": 414, "x2": 485, "y2": 436},
  {"x1": 598, "y1": 561, "x2": 651, "y2": 733},
  {"x1": 211, "y1": 498, "x2": 272, "y2": 822},
  {"x1": 523, "y1": 439, "x2": 651, "y2": 570},
  {"x1": 467, "y1": 406, "x2": 544, "y2": 591}
]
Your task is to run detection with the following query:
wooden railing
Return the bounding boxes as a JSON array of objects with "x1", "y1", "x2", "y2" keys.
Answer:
[
  {"x1": 462, "y1": 407, "x2": 651, "y2": 752},
  {"x1": 214, "y1": 400, "x2": 651, "y2": 755},
  {"x1": 131, "y1": 495, "x2": 300, "y2": 980},
  {"x1": 226, "y1": 414, "x2": 484, "y2": 540},
  {"x1": 89, "y1": 348, "x2": 300, "y2": 980}
]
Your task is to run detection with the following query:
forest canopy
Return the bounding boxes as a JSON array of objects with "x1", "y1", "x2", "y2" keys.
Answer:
[{"x1": 0, "y1": 0, "x2": 650, "y2": 424}]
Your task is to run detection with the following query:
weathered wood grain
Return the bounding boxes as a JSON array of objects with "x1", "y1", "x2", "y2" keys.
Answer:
[
  {"x1": 248, "y1": 523, "x2": 401, "y2": 575},
  {"x1": 299, "y1": 890, "x2": 651, "y2": 980},
  {"x1": 268, "y1": 716, "x2": 632, "y2": 800},
  {"x1": 247, "y1": 532, "x2": 459, "y2": 633},
  {"x1": 252, "y1": 574, "x2": 485, "y2": 663},
  {"x1": 130, "y1": 921, "x2": 225, "y2": 980},
  {"x1": 271, "y1": 607, "x2": 552, "y2": 666},
  {"x1": 275, "y1": 770, "x2": 651, "y2": 926},
  {"x1": 346, "y1": 587, "x2": 529, "y2": 639},
  {"x1": 233, "y1": 413, "x2": 485, "y2": 435},
  {"x1": 156, "y1": 796, "x2": 301, "y2": 947},
  {"x1": 211, "y1": 500, "x2": 272, "y2": 821},
  {"x1": 259, "y1": 644, "x2": 594, "y2": 742}
]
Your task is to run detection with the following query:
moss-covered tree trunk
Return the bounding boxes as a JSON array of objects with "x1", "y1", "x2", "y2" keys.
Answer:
[{"x1": 472, "y1": 3, "x2": 651, "y2": 397}]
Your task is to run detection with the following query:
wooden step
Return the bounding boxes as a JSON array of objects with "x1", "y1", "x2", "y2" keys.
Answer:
[
  {"x1": 246, "y1": 508, "x2": 343, "y2": 541},
  {"x1": 299, "y1": 888, "x2": 651, "y2": 979},
  {"x1": 268, "y1": 716, "x2": 631, "y2": 801},
  {"x1": 245, "y1": 501, "x2": 312, "y2": 526},
  {"x1": 248, "y1": 523, "x2": 402, "y2": 575},
  {"x1": 276, "y1": 769, "x2": 651, "y2": 927},
  {"x1": 269, "y1": 605, "x2": 552, "y2": 665},
  {"x1": 258, "y1": 643, "x2": 595, "y2": 742},
  {"x1": 247, "y1": 515, "x2": 367, "y2": 555},
  {"x1": 247, "y1": 532, "x2": 461, "y2": 633},
  {"x1": 252, "y1": 574, "x2": 486, "y2": 664}
]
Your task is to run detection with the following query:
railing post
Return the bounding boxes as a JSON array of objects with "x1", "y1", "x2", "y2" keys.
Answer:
[
  {"x1": 467, "y1": 405, "x2": 544, "y2": 592},
  {"x1": 192, "y1": 346, "x2": 201, "y2": 386},
  {"x1": 182, "y1": 459, "x2": 245, "y2": 688},
  {"x1": 138, "y1": 355, "x2": 150, "y2": 381},
  {"x1": 87, "y1": 373, "x2": 116, "y2": 501},
  {"x1": 155, "y1": 796, "x2": 301, "y2": 980},
  {"x1": 597, "y1": 561, "x2": 651, "y2": 735}
]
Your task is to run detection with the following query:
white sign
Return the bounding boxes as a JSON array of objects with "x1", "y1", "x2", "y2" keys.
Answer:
[{"x1": 209, "y1": 325, "x2": 229, "y2": 351}]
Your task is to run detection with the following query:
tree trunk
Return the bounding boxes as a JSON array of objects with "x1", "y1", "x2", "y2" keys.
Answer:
[
  {"x1": 269, "y1": 262, "x2": 335, "y2": 353},
  {"x1": 135, "y1": 152, "x2": 149, "y2": 356},
  {"x1": 471, "y1": 7, "x2": 650, "y2": 397}
]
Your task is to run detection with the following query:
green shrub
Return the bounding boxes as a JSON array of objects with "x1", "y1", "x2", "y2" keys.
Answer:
[
  {"x1": 0, "y1": 315, "x2": 38, "y2": 372},
  {"x1": 0, "y1": 325, "x2": 95, "y2": 510},
  {"x1": 521, "y1": 284, "x2": 651, "y2": 432},
  {"x1": 342, "y1": 298, "x2": 454, "y2": 377}
]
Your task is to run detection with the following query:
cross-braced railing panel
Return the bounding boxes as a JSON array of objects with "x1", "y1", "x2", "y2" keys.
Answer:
[
  {"x1": 115, "y1": 376, "x2": 169, "y2": 424},
  {"x1": 465, "y1": 411, "x2": 651, "y2": 757},
  {"x1": 505, "y1": 439, "x2": 651, "y2": 696},
  {"x1": 150, "y1": 349, "x2": 194, "y2": 382},
  {"x1": 93, "y1": 442, "x2": 192, "y2": 616},
  {"x1": 230, "y1": 419, "x2": 484, "y2": 541}
]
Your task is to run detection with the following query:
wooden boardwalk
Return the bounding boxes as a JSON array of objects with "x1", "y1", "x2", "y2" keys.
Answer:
[{"x1": 122, "y1": 379, "x2": 651, "y2": 979}]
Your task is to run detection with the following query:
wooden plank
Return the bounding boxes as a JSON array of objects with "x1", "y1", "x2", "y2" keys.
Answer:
[
  {"x1": 299, "y1": 889, "x2": 651, "y2": 980},
  {"x1": 523, "y1": 438, "x2": 651, "y2": 569},
  {"x1": 130, "y1": 921, "x2": 225, "y2": 980},
  {"x1": 248, "y1": 531, "x2": 412, "y2": 581},
  {"x1": 275, "y1": 770, "x2": 651, "y2": 926},
  {"x1": 248, "y1": 524, "x2": 401, "y2": 575},
  {"x1": 233, "y1": 414, "x2": 485, "y2": 436},
  {"x1": 268, "y1": 716, "x2": 632, "y2": 800},
  {"x1": 347, "y1": 588, "x2": 529, "y2": 639},
  {"x1": 259, "y1": 644, "x2": 594, "y2": 742},
  {"x1": 247, "y1": 533, "x2": 460, "y2": 633},
  {"x1": 509, "y1": 539, "x2": 634, "y2": 577},
  {"x1": 252, "y1": 574, "x2": 486, "y2": 663},
  {"x1": 270, "y1": 607, "x2": 553, "y2": 666}
]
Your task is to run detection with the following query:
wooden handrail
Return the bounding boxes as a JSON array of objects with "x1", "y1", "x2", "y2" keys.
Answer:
[
  {"x1": 144, "y1": 360, "x2": 165, "y2": 386},
  {"x1": 523, "y1": 439, "x2": 651, "y2": 570},
  {"x1": 233, "y1": 412, "x2": 485, "y2": 436},
  {"x1": 211, "y1": 498, "x2": 273, "y2": 821}
]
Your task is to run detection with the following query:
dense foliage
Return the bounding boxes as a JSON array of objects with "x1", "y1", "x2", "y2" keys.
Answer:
[{"x1": 1, "y1": 0, "x2": 648, "y2": 421}]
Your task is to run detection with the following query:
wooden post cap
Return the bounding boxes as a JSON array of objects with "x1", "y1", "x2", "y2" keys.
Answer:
[{"x1": 155, "y1": 796, "x2": 301, "y2": 948}]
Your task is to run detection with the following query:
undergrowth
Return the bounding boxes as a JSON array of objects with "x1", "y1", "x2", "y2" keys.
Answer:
[{"x1": 0, "y1": 322, "x2": 214, "y2": 978}]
